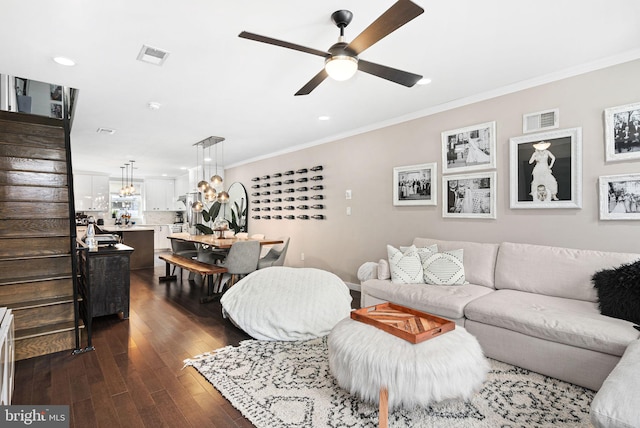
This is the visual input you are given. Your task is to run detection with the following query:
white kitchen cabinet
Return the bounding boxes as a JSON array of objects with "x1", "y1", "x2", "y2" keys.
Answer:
[
  {"x1": 0, "y1": 308, "x2": 15, "y2": 405},
  {"x1": 175, "y1": 173, "x2": 190, "y2": 197},
  {"x1": 145, "y1": 179, "x2": 176, "y2": 211},
  {"x1": 152, "y1": 225, "x2": 171, "y2": 250},
  {"x1": 74, "y1": 174, "x2": 109, "y2": 211}
]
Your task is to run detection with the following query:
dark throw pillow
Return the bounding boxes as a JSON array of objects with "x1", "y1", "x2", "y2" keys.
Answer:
[{"x1": 592, "y1": 259, "x2": 640, "y2": 325}]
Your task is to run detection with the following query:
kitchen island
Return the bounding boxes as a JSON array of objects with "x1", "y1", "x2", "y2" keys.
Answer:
[{"x1": 101, "y1": 226, "x2": 154, "y2": 269}]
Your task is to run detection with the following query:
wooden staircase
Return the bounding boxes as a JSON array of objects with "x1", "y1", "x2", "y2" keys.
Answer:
[{"x1": 0, "y1": 110, "x2": 81, "y2": 360}]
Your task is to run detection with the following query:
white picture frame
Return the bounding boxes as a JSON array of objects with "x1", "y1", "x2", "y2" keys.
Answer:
[
  {"x1": 393, "y1": 162, "x2": 437, "y2": 206},
  {"x1": 509, "y1": 127, "x2": 582, "y2": 209},
  {"x1": 442, "y1": 171, "x2": 496, "y2": 219},
  {"x1": 604, "y1": 101, "x2": 640, "y2": 162},
  {"x1": 599, "y1": 173, "x2": 640, "y2": 220},
  {"x1": 442, "y1": 121, "x2": 496, "y2": 174}
]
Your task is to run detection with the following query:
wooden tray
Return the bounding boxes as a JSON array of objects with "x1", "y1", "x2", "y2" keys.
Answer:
[{"x1": 350, "y1": 302, "x2": 455, "y2": 344}]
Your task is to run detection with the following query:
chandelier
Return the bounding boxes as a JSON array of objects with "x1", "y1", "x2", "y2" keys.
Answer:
[
  {"x1": 119, "y1": 160, "x2": 137, "y2": 196},
  {"x1": 192, "y1": 136, "x2": 229, "y2": 212}
]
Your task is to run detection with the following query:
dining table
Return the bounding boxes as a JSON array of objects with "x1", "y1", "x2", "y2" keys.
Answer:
[{"x1": 168, "y1": 233, "x2": 283, "y2": 249}]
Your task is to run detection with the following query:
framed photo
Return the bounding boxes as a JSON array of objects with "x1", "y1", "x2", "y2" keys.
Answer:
[
  {"x1": 599, "y1": 174, "x2": 640, "y2": 220},
  {"x1": 50, "y1": 103, "x2": 62, "y2": 119},
  {"x1": 50, "y1": 84, "x2": 62, "y2": 101},
  {"x1": 604, "y1": 102, "x2": 640, "y2": 162},
  {"x1": 509, "y1": 127, "x2": 582, "y2": 209},
  {"x1": 442, "y1": 171, "x2": 496, "y2": 219},
  {"x1": 442, "y1": 121, "x2": 496, "y2": 174},
  {"x1": 393, "y1": 162, "x2": 437, "y2": 206}
]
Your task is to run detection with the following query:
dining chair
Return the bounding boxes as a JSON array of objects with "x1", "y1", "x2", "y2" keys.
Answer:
[
  {"x1": 170, "y1": 238, "x2": 198, "y2": 279},
  {"x1": 258, "y1": 237, "x2": 290, "y2": 269},
  {"x1": 220, "y1": 240, "x2": 261, "y2": 290}
]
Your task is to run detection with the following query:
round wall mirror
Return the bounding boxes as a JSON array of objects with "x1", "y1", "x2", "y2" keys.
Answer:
[{"x1": 225, "y1": 182, "x2": 248, "y2": 233}]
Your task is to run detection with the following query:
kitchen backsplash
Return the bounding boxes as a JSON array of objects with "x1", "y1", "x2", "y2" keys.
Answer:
[{"x1": 144, "y1": 211, "x2": 177, "y2": 225}]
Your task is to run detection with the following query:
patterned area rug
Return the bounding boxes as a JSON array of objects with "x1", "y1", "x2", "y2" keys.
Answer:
[{"x1": 184, "y1": 338, "x2": 594, "y2": 428}]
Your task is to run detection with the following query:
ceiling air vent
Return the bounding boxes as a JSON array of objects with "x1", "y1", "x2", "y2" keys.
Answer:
[
  {"x1": 96, "y1": 127, "x2": 115, "y2": 135},
  {"x1": 523, "y1": 108, "x2": 559, "y2": 133},
  {"x1": 136, "y1": 44, "x2": 170, "y2": 66}
]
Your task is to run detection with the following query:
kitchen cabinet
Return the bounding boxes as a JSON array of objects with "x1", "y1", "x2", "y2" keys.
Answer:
[
  {"x1": 74, "y1": 174, "x2": 109, "y2": 211},
  {"x1": 145, "y1": 178, "x2": 176, "y2": 211},
  {"x1": 153, "y1": 225, "x2": 171, "y2": 250}
]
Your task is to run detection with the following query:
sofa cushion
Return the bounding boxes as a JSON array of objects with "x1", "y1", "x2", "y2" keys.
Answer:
[
  {"x1": 592, "y1": 260, "x2": 640, "y2": 325},
  {"x1": 387, "y1": 245, "x2": 423, "y2": 284},
  {"x1": 464, "y1": 289, "x2": 638, "y2": 356},
  {"x1": 412, "y1": 237, "x2": 498, "y2": 289},
  {"x1": 591, "y1": 339, "x2": 640, "y2": 428},
  {"x1": 495, "y1": 242, "x2": 640, "y2": 302},
  {"x1": 361, "y1": 278, "x2": 493, "y2": 320},
  {"x1": 421, "y1": 249, "x2": 466, "y2": 285}
]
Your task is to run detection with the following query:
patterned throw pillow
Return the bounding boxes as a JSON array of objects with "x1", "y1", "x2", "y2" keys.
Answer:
[
  {"x1": 387, "y1": 245, "x2": 424, "y2": 284},
  {"x1": 421, "y1": 249, "x2": 466, "y2": 285}
]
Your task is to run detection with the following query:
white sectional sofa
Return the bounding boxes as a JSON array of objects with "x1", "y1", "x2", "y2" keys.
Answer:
[{"x1": 359, "y1": 237, "x2": 640, "y2": 393}]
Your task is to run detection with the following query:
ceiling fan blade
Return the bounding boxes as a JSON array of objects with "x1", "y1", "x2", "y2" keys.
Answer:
[
  {"x1": 295, "y1": 69, "x2": 329, "y2": 96},
  {"x1": 347, "y1": 0, "x2": 424, "y2": 55},
  {"x1": 239, "y1": 31, "x2": 330, "y2": 58},
  {"x1": 358, "y1": 60, "x2": 422, "y2": 87}
]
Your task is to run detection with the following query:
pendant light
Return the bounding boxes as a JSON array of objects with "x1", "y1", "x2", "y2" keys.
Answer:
[
  {"x1": 124, "y1": 163, "x2": 131, "y2": 195},
  {"x1": 216, "y1": 140, "x2": 229, "y2": 204},
  {"x1": 191, "y1": 144, "x2": 204, "y2": 212},
  {"x1": 129, "y1": 160, "x2": 136, "y2": 194},
  {"x1": 119, "y1": 166, "x2": 126, "y2": 196},
  {"x1": 203, "y1": 145, "x2": 218, "y2": 202},
  {"x1": 197, "y1": 143, "x2": 210, "y2": 193},
  {"x1": 210, "y1": 142, "x2": 223, "y2": 186}
]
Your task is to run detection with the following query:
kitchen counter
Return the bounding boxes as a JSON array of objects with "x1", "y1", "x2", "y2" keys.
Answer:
[{"x1": 101, "y1": 227, "x2": 154, "y2": 269}]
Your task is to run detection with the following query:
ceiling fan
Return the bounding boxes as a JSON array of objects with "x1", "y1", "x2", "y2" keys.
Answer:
[{"x1": 239, "y1": 0, "x2": 424, "y2": 96}]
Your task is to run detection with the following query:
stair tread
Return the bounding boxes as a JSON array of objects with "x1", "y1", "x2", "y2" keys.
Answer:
[
  {"x1": 8, "y1": 295, "x2": 78, "y2": 310},
  {"x1": 0, "y1": 274, "x2": 74, "y2": 287},
  {"x1": 15, "y1": 320, "x2": 83, "y2": 340}
]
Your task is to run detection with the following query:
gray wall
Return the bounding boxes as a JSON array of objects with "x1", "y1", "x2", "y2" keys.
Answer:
[{"x1": 226, "y1": 59, "x2": 640, "y2": 283}]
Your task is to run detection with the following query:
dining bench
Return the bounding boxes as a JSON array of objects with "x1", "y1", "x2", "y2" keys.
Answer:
[{"x1": 158, "y1": 253, "x2": 227, "y2": 303}]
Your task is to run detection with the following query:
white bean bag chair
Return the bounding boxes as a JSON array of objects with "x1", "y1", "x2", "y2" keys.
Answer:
[{"x1": 221, "y1": 267, "x2": 352, "y2": 341}]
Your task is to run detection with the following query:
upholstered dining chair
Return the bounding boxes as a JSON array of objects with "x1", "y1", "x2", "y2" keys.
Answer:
[
  {"x1": 258, "y1": 237, "x2": 290, "y2": 269},
  {"x1": 170, "y1": 238, "x2": 198, "y2": 279},
  {"x1": 220, "y1": 240, "x2": 261, "y2": 290}
]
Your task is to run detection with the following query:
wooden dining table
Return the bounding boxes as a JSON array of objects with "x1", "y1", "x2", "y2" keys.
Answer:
[{"x1": 168, "y1": 233, "x2": 283, "y2": 249}]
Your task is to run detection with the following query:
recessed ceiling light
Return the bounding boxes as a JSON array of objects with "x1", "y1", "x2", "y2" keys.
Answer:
[
  {"x1": 204, "y1": 157, "x2": 212, "y2": 162},
  {"x1": 180, "y1": 167, "x2": 187, "y2": 170},
  {"x1": 147, "y1": 101, "x2": 161, "y2": 110},
  {"x1": 161, "y1": 173, "x2": 168, "y2": 177},
  {"x1": 318, "y1": 116, "x2": 330, "y2": 121},
  {"x1": 417, "y1": 78, "x2": 432, "y2": 86},
  {"x1": 53, "y1": 56, "x2": 76, "y2": 66}
]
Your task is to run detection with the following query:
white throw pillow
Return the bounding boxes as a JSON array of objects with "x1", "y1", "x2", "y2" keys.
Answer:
[
  {"x1": 377, "y1": 258, "x2": 391, "y2": 280},
  {"x1": 357, "y1": 261, "x2": 379, "y2": 282},
  {"x1": 421, "y1": 249, "x2": 467, "y2": 285},
  {"x1": 387, "y1": 245, "x2": 424, "y2": 284}
]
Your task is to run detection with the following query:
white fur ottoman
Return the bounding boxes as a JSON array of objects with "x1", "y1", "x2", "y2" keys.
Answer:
[{"x1": 328, "y1": 317, "x2": 489, "y2": 414}]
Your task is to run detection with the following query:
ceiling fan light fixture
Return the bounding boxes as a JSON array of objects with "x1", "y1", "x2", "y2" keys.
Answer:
[{"x1": 325, "y1": 55, "x2": 358, "y2": 81}]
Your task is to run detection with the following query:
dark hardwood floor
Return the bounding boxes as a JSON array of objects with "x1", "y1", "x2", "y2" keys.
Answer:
[{"x1": 13, "y1": 265, "x2": 361, "y2": 428}]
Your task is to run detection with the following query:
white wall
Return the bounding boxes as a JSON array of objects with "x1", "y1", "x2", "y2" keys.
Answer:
[{"x1": 225, "y1": 59, "x2": 640, "y2": 283}]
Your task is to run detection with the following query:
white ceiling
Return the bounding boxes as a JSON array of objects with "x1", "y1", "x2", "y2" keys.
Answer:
[{"x1": 2, "y1": 0, "x2": 640, "y2": 179}]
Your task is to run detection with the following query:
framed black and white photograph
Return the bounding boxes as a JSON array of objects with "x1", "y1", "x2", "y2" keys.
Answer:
[
  {"x1": 50, "y1": 103, "x2": 62, "y2": 119},
  {"x1": 393, "y1": 162, "x2": 437, "y2": 206},
  {"x1": 442, "y1": 171, "x2": 496, "y2": 219},
  {"x1": 604, "y1": 101, "x2": 640, "y2": 162},
  {"x1": 442, "y1": 121, "x2": 496, "y2": 174},
  {"x1": 599, "y1": 174, "x2": 640, "y2": 220},
  {"x1": 509, "y1": 127, "x2": 582, "y2": 209},
  {"x1": 50, "y1": 84, "x2": 62, "y2": 101}
]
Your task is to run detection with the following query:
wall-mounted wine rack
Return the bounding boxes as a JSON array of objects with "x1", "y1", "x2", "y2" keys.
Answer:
[{"x1": 250, "y1": 165, "x2": 325, "y2": 220}]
